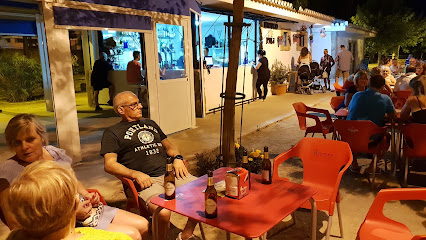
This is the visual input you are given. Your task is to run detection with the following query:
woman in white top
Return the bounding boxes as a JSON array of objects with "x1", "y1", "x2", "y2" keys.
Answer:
[
  {"x1": 297, "y1": 47, "x2": 312, "y2": 66},
  {"x1": 382, "y1": 66, "x2": 396, "y2": 85}
]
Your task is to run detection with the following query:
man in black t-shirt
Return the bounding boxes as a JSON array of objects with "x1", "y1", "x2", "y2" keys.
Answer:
[{"x1": 101, "y1": 91, "x2": 198, "y2": 240}]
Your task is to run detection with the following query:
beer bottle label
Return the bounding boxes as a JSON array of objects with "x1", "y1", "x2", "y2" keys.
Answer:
[
  {"x1": 205, "y1": 199, "x2": 217, "y2": 214},
  {"x1": 262, "y1": 170, "x2": 270, "y2": 181},
  {"x1": 165, "y1": 182, "x2": 175, "y2": 196}
]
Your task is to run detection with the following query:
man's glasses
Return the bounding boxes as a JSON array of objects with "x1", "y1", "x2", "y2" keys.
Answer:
[{"x1": 121, "y1": 102, "x2": 142, "y2": 110}]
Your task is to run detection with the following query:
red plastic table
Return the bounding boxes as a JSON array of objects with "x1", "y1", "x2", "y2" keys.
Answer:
[{"x1": 150, "y1": 167, "x2": 318, "y2": 240}]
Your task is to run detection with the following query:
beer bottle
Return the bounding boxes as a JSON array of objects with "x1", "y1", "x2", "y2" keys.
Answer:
[
  {"x1": 164, "y1": 157, "x2": 176, "y2": 200},
  {"x1": 262, "y1": 146, "x2": 272, "y2": 184},
  {"x1": 241, "y1": 150, "x2": 251, "y2": 189},
  {"x1": 205, "y1": 171, "x2": 217, "y2": 218}
]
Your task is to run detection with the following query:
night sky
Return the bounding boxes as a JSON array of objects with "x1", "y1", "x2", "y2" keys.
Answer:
[{"x1": 299, "y1": 0, "x2": 426, "y2": 21}]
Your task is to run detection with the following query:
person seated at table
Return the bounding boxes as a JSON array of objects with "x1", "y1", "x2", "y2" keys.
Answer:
[
  {"x1": 390, "y1": 59, "x2": 402, "y2": 75},
  {"x1": 101, "y1": 91, "x2": 199, "y2": 240},
  {"x1": 347, "y1": 75, "x2": 397, "y2": 172},
  {"x1": 0, "y1": 114, "x2": 149, "y2": 240},
  {"x1": 342, "y1": 73, "x2": 355, "y2": 89},
  {"x1": 371, "y1": 66, "x2": 393, "y2": 95},
  {"x1": 405, "y1": 57, "x2": 417, "y2": 73},
  {"x1": 394, "y1": 66, "x2": 417, "y2": 92},
  {"x1": 337, "y1": 70, "x2": 369, "y2": 110},
  {"x1": 415, "y1": 62, "x2": 426, "y2": 89},
  {"x1": 348, "y1": 74, "x2": 397, "y2": 127},
  {"x1": 5, "y1": 160, "x2": 133, "y2": 240},
  {"x1": 400, "y1": 77, "x2": 426, "y2": 124},
  {"x1": 382, "y1": 66, "x2": 396, "y2": 86}
]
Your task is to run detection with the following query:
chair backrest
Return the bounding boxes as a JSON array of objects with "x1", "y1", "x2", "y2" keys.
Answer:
[
  {"x1": 330, "y1": 96, "x2": 345, "y2": 111},
  {"x1": 334, "y1": 120, "x2": 388, "y2": 153},
  {"x1": 396, "y1": 90, "x2": 412, "y2": 99},
  {"x1": 391, "y1": 96, "x2": 407, "y2": 110},
  {"x1": 292, "y1": 102, "x2": 308, "y2": 130},
  {"x1": 273, "y1": 138, "x2": 353, "y2": 214},
  {"x1": 363, "y1": 188, "x2": 426, "y2": 231},
  {"x1": 333, "y1": 82, "x2": 343, "y2": 91},
  {"x1": 403, "y1": 123, "x2": 426, "y2": 157}
]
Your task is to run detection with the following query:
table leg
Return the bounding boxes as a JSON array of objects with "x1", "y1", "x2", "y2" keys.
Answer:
[
  {"x1": 391, "y1": 120, "x2": 396, "y2": 175},
  {"x1": 152, "y1": 206, "x2": 163, "y2": 240},
  {"x1": 226, "y1": 231, "x2": 231, "y2": 240},
  {"x1": 309, "y1": 197, "x2": 317, "y2": 240}
]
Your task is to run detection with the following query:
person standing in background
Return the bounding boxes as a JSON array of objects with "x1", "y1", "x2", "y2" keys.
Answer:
[
  {"x1": 334, "y1": 45, "x2": 354, "y2": 86},
  {"x1": 254, "y1": 49, "x2": 270, "y2": 101},
  {"x1": 91, "y1": 52, "x2": 114, "y2": 111},
  {"x1": 320, "y1": 49, "x2": 335, "y2": 90},
  {"x1": 126, "y1": 51, "x2": 144, "y2": 100}
]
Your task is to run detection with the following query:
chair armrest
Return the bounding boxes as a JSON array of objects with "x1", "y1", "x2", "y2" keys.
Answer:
[
  {"x1": 273, "y1": 147, "x2": 298, "y2": 179},
  {"x1": 306, "y1": 106, "x2": 333, "y2": 123},
  {"x1": 297, "y1": 112, "x2": 322, "y2": 127},
  {"x1": 86, "y1": 189, "x2": 107, "y2": 205}
]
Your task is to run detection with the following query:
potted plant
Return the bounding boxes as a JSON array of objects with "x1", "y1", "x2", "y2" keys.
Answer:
[{"x1": 269, "y1": 60, "x2": 290, "y2": 95}]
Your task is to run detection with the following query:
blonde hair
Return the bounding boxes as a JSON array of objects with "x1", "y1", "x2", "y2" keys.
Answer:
[
  {"x1": 7, "y1": 161, "x2": 78, "y2": 237},
  {"x1": 5, "y1": 114, "x2": 48, "y2": 149},
  {"x1": 113, "y1": 91, "x2": 137, "y2": 113},
  {"x1": 353, "y1": 70, "x2": 368, "y2": 85}
]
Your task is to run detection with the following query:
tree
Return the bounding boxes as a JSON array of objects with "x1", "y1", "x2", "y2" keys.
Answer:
[
  {"x1": 351, "y1": 0, "x2": 426, "y2": 61},
  {"x1": 291, "y1": 0, "x2": 308, "y2": 11}
]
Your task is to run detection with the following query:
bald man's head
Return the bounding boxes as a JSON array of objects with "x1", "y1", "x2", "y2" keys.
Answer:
[{"x1": 113, "y1": 91, "x2": 137, "y2": 113}]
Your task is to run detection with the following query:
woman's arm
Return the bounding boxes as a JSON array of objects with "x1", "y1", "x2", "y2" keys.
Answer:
[
  {"x1": 400, "y1": 99, "x2": 412, "y2": 121},
  {"x1": 344, "y1": 92, "x2": 354, "y2": 107},
  {"x1": 385, "y1": 83, "x2": 393, "y2": 95},
  {"x1": 309, "y1": 54, "x2": 312, "y2": 63},
  {"x1": 255, "y1": 61, "x2": 262, "y2": 70}
]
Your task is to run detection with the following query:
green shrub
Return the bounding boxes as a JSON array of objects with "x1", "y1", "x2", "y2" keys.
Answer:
[{"x1": 0, "y1": 53, "x2": 43, "y2": 102}]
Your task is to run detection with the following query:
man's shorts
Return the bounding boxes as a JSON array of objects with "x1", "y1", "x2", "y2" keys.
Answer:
[
  {"x1": 136, "y1": 174, "x2": 197, "y2": 211},
  {"x1": 335, "y1": 69, "x2": 350, "y2": 79}
]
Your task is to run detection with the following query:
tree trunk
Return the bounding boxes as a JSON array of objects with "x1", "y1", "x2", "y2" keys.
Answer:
[
  {"x1": 396, "y1": 45, "x2": 400, "y2": 59},
  {"x1": 222, "y1": 0, "x2": 245, "y2": 167}
]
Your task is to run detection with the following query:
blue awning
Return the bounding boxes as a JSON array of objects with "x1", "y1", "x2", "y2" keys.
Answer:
[{"x1": 0, "y1": 19, "x2": 37, "y2": 36}]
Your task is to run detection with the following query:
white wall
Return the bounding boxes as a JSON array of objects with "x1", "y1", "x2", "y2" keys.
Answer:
[{"x1": 311, "y1": 32, "x2": 331, "y2": 63}]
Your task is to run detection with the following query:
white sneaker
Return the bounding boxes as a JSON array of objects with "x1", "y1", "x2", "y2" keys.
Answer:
[{"x1": 176, "y1": 232, "x2": 201, "y2": 240}]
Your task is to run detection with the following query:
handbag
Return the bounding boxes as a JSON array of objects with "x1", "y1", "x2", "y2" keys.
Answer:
[{"x1": 76, "y1": 194, "x2": 104, "y2": 227}]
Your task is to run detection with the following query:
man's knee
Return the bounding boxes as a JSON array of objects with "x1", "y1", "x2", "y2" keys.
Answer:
[{"x1": 148, "y1": 203, "x2": 171, "y2": 221}]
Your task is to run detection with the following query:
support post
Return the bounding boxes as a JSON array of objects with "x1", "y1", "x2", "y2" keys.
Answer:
[
  {"x1": 221, "y1": 0, "x2": 245, "y2": 167},
  {"x1": 41, "y1": 2, "x2": 82, "y2": 162}
]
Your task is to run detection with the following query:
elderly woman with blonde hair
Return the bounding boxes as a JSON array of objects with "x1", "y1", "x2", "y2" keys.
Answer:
[
  {"x1": 0, "y1": 114, "x2": 148, "y2": 240},
  {"x1": 5, "y1": 160, "x2": 133, "y2": 240},
  {"x1": 382, "y1": 65, "x2": 396, "y2": 86}
]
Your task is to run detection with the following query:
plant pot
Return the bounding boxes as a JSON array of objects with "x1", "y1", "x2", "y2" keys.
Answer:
[{"x1": 271, "y1": 83, "x2": 288, "y2": 95}]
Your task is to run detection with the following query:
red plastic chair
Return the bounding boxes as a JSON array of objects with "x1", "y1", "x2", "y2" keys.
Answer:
[
  {"x1": 293, "y1": 102, "x2": 334, "y2": 139},
  {"x1": 334, "y1": 120, "x2": 390, "y2": 187},
  {"x1": 273, "y1": 138, "x2": 353, "y2": 240},
  {"x1": 395, "y1": 90, "x2": 412, "y2": 99},
  {"x1": 401, "y1": 124, "x2": 426, "y2": 187},
  {"x1": 412, "y1": 236, "x2": 426, "y2": 240},
  {"x1": 356, "y1": 188, "x2": 426, "y2": 240},
  {"x1": 391, "y1": 96, "x2": 407, "y2": 110},
  {"x1": 330, "y1": 96, "x2": 345, "y2": 112},
  {"x1": 87, "y1": 189, "x2": 107, "y2": 205},
  {"x1": 333, "y1": 82, "x2": 347, "y2": 96},
  {"x1": 118, "y1": 160, "x2": 188, "y2": 218}
]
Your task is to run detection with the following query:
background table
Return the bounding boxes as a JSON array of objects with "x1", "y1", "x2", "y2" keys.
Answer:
[{"x1": 151, "y1": 167, "x2": 317, "y2": 240}]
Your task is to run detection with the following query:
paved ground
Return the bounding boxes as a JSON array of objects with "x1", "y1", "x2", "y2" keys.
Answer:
[{"x1": 1, "y1": 90, "x2": 425, "y2": 239}]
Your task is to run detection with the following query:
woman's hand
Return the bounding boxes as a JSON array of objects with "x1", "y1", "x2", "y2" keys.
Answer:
[
  {"x1": 84, "y1": 192, "x2": 100, "y2": 207},
  {"x1": 76, "y1": 199, "x2": 92, "y2": 220}
]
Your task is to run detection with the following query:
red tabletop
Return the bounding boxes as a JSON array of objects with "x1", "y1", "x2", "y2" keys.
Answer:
[
  {"x1": 335, "y1": 108, "x2": 348, "y2": 117},
  {"x1": 150, "y1": 167, "x2": 317, "y2": 239}
]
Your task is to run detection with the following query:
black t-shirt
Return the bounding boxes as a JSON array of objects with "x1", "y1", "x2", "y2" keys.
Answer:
[
  {"x1": 257, "y1": 57, "x2": 270, "y2": 81},
  {"x1": 91, "y1": 59, "x2": 113, "y2": 85},
  {"x1": 100, "y1": 119, "x2": 168, "y2": 177}
]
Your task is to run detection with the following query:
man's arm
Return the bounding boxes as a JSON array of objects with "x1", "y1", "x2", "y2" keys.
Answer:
[
  {"x1": 104, "y1": 153, "x2": 153, "y2": 189},
  {"x1": 161, "y1": 138, "x2": 189, "y2": 179}
]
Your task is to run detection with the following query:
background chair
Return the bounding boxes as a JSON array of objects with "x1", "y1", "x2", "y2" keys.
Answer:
[
  {"x1": 401, "y1": 124, "x2": 426, "y2": 187},
  {"x1": 356, "y1": 188, "x2": 426, "y2": 240},
  {"x1": 330, "y1": 96, "x2": 345, "y2": 112},
  {"x1": 273, "y1": 138, "x2": 353, "y2": 240},
  {"x1": 293, "y1": 102, "x2": 334, "y2": 139},
  {"x1": 395, "y1": 90, "x2": 412, "y2": 99},
  {"x1": 333, "y1": 82, "x2": 346, "y2": 96},
  {"x1": 119, "y1": 177, "x2": 152, "y2": 218},
  {"x1": 334, "y1": 120, "x2": 390, "y2": 187}
]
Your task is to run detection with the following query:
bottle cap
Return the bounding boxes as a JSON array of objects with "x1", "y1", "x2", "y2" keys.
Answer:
[
  {"x1": 243, "y1": 149, "x2": 247, "y2": 156},
  {"x1": 264, "y1": 146, "x2": 268, "y2": 152},
  {"x1": 207, "y1": 170, "x2": 213, "y2": 177}
]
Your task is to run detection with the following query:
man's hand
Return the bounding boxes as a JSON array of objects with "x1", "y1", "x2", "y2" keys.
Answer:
[
  {"x1": 76, "y1": 199, "x2": 92, "y2": 220},
  {"x1": 174, "y1": 159, "x2": 189, "y2": 180},
  {"x1": 132, "y1": 171, "x2": 153, "y2": 190},
  {"x1": 84, "y1": 192, "x2": 100, "y2": 207}
]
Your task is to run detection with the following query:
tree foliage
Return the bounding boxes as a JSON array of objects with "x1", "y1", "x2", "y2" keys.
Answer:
[
  {"x1": 291, "y1": 0, "x2": 308, "y2": 11},
  {"x1": 351, "y1": 0, "x2": 426, "y2": 57}
]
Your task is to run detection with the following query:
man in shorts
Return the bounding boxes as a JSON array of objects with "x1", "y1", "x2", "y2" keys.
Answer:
[
  {"x1": 101, "y1": 91, "x2": 199, "y2": 240},
  {"x1": 335, "y1": 45, "x2": 354, "y2": 86}
]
